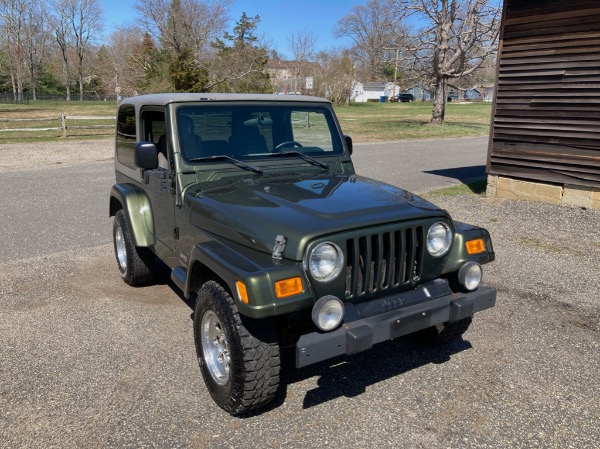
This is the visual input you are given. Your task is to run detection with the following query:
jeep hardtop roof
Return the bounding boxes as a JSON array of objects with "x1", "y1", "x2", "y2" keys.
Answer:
[{"x1": 120, "y1": 93, "x2": 331, "y2": 108}]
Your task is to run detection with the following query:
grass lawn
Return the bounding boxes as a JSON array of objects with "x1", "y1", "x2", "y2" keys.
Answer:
[
  {"x1": 0, "y1": 100, "x2": 118, "y2": 144},
  {"x1": 0, "y1": 99, "x2": 492, "y2": 144},
  {"x1": 424, "y1": 179, "x2": 488, "y2": 197},
  {"x1": 334, "y1": 101, "x2": 493, "y2": 142}
]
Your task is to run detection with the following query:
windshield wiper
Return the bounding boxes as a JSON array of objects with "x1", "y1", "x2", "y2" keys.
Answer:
[
  {"x1": 268, "y1": 151, "x2": 329, "y2": 170},
  {"x1": 187, "y1": 155, "x2": 263, "y2": 174}
]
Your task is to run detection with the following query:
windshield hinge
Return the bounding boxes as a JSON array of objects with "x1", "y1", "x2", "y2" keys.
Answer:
[{"x1": 272, "y1": 235, "x2": 287, "y2": 260}]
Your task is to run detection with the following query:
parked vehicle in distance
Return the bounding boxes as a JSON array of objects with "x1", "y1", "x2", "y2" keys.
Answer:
[
  {"x1": 390, "y1": 93, "x2": 414, "y2": 103},
  {"x1": 447, "y1": 94, "x2": 459, "y2": 102},
  {"x1": 109, "y1": 93, "x2": 497, "y2": 416}
]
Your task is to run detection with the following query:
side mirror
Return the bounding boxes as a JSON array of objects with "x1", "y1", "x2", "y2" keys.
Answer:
[
  {"x1": 135, "y1": 142, "x2": 158, "y2": 170},
  {"x1": 344, "y1": 135, "x2": 353, "y2": 155}
]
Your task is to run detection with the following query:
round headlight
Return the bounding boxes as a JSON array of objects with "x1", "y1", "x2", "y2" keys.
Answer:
[
  {"x1": 312, "y1": 296, "x2": 345, "y2": 331},
  {"x1": 458, "y1": 262, "x2": 482, "y2": 291},
  {"x1": 427, "y1": 222, "x2": 453, "y2": 257},
  {"x1": 307, "y1": 242, "x2": 344, "y2": 282}
]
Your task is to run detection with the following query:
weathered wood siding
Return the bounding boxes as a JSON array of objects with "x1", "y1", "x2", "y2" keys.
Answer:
[{"x1": 488, "y1": 0, "x2": 600, "y2": 188}]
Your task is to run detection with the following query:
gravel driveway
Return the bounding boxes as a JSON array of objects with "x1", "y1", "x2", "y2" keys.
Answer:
[{"x1": 0, "y1": 139, "x2": 598, "y2": 448}]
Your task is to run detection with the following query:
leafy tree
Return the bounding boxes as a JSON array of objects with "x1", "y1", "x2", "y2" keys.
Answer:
[
  {"x1": 208, "y1": 12, "x2": 270, "y2": 93},
  {"x1": 169, "y1": 46, "x2": 208, "y2": 92},
  {"x1": 131, "y1": 32, "x2": 170, "y2": 93},
  {"x1": 35, "y1": 63, "x2": 65, "y2": 95}
]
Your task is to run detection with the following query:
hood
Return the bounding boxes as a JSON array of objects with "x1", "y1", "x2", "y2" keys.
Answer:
[{"x1": 188, "y1": 173, "x2": 447, "y2": 261}]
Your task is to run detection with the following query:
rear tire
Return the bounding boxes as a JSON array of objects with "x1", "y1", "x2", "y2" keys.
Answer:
[
  {"x1": 112, "y1": 210, "x2": 154, "y2": 286},
  {"x1": 408, "y1": 317, "x2": 472, "y2": 345},
  {"x1": 194, "y1": 280, "x2": 280, "y2": 415}
]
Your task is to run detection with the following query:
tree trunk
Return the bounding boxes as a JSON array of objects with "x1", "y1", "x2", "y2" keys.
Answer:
[
  {"x1": 431, "y1": 78, "x2": 447, "y2": 124},
  {"x1": 79, "y1": 71, "x2": 84, "y2": 101},
  {"x1": 10, "y1": 74, "x2": 17, "y2": 102},
  {"x1": 17, "y1": 78, "x2": 23, "y2": 103},
  {"x1": 29, "y1": 61, "x2": 37, "y2": 101}
]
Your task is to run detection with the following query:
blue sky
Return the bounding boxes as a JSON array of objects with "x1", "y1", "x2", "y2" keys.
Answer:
[{"x1": 101, "y1": 0, "x2": 361, "y2": 57}]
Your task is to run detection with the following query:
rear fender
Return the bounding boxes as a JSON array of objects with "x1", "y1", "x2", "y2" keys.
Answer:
[{"x1": 109, "y1": 184, "x2": 155, "y2": 247}]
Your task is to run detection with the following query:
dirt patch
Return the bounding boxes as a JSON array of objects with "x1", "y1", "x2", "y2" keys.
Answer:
[{"x1": 0, "y1": 138, "x2": 113, "y2": 172}]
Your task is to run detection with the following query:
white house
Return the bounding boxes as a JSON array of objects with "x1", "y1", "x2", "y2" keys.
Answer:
[{"x1": 351, "y1": 82, "x2": 396, "y2": 102}]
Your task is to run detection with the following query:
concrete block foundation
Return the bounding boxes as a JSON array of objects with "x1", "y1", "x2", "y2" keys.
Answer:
[{"x1": 487, "y1": 175, "x2": 600, "y2": 211}]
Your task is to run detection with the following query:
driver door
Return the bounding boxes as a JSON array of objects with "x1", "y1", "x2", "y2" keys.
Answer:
[{"x1": 140, "y1": 108, "x2": 177, "y2": 253}]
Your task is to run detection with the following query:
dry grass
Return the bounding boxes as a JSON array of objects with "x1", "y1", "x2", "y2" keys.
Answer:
[{"x1": 0, "y1": 99, "x2": 493, "y2": 144}]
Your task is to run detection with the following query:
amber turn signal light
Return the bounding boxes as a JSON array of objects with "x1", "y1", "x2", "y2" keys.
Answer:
[
  {"x1": 274, "y1": 277, "x2": 303, "y2": 299},
  {"x1": 465, "y1": 238, "x2": 485, "y2": 255},
  {"x1": 236, "y1": 281, "x2": 249, "y2": 304}
]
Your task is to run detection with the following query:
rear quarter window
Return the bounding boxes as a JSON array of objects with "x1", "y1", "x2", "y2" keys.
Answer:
[{"x1": 116, "y1": 104, "x2": 137, "y2": 169}]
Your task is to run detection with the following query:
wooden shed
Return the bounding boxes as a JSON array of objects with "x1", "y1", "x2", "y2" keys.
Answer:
[{"x1": 487, "y1": 0, "x2": 600, "y2": 209}]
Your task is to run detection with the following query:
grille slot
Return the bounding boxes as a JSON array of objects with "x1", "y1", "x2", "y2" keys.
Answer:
[{"x1": 345, "y1": 226, "x2": 424, "y2": 299}]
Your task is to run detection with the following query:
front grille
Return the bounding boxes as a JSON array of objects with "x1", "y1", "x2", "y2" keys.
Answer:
[{"x1": 345, "y1": 226, "x2": 425, "y2": 300}]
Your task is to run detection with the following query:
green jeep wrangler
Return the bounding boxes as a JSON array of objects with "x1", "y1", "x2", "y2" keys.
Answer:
[{"x1": 109, "y1": 93, "x2": 496, "y2": 415}]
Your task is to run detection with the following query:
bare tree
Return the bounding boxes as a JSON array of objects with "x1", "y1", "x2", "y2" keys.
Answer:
[
  {"x1": 335, "y1": 0, "x2": 406, "y2": 81},
  {"x1": 315, "y1": 48, "x2": 356, "y2": 106},
  {"x1": 134, "y1": 0, "x2": 231, "y2": 59},
  {"x1": 396, "y1": 0, "x2": 500, "y2": 123},
  {"x1": 103, "y1": 27, "x2": 148, "y2": 97},
  {"x1": 287, "y1": 28, "x2": 317, "y2": 62},
  {"x1": 23, "y1": 3, "x2": 50, "y2": 100},
  {"x1": 0, "y1": 0, "x2": 29, "y2": 102},
  {"x1": 49, "y1": 0, "x2": 73, "y2": 100},
  {"x1": 49, "y1": 0, "x2": 103, "y2": 101},
  {"x1": 286, "y1": 28, "x2": 318, "y2": 93}
]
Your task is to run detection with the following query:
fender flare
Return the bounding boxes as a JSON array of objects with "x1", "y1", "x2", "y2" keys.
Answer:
[
  {"x1": 184, "y1": 240, "x2": 260, "y2": 297},
  {"x1": 441, "y1": 222, "x2": 495, "y2": 274},
  {"x1": 179, "y1": 240, "x2": 312, "y2": 318},
  {"x1": 109, "y1": 183, "x2": 155, "y2": 247}
]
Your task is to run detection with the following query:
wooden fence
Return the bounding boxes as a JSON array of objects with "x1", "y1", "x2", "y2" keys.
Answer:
[{"x1": 0, "y1": 114, "x2": 114, "y2": 137}]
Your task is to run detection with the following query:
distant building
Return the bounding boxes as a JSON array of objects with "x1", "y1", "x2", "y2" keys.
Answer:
[
  {"x1": 481, "y1": 85, "x2": 494, "y2": 102},
  {"x1": 406, "y1": 85, "x2": 432, "y2": 101},
  {"x1": 266, "y1": 59, "x2": 321, "y2": 95},
  {"x1": 351, "y1": 82, "x2": 395, "y2": 102}
]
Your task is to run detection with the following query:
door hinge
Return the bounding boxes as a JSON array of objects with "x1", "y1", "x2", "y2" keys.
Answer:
[
  {"x1": 173, "y1": 227, "x2": 180, "y2": 240},
  {"x1": 169, "y1": 172, "x2": 176, "y2": 194}
]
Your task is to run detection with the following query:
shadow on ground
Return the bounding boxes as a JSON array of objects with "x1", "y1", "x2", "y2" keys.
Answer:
[
  {"x1": 424, "y1": 166, "x2": 487, "y2": 193},
  {"x1": 151, "y1": 260, "x2": 473, "y2": 416}
]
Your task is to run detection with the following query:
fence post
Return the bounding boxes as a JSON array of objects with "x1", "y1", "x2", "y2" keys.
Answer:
[{"x1": 61, "y1": 113, "x2": 67, "y2": 137}]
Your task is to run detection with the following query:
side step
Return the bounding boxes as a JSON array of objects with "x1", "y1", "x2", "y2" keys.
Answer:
[{"x1": 171, "y1": 266, "x2": 187, "y2": 292}]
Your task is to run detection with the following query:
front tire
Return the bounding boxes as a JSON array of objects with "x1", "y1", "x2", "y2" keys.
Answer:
[
  {"x1": 112, "y1": 210, "x2": 154, "y2": 286},
  {"x1": 408, "y1": 316, "x2": 472, "y2": 345},
  {"x1": 194, "y1": 281, "x2": 280, "y2": 415}
]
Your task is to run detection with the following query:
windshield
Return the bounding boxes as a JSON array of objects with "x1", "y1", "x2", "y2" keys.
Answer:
[{"x1": 174, "y1": 103, "x2": 344, "y2": 163}]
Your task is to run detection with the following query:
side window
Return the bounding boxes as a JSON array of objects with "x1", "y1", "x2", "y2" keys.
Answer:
[
  {"x1": 290, "y1": 111, "x2": 334, "y2": 152},
  {"x1": 141, "y1": 110, "x2": 167, "y2": 167},
  {"x1": 116, "y1": 104, "x2": 136, "y2": 169}
]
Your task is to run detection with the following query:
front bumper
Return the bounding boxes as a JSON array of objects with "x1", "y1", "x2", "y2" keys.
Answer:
[{"x1": 296, "y1": 280, "x2": 496, "y2": 368}]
